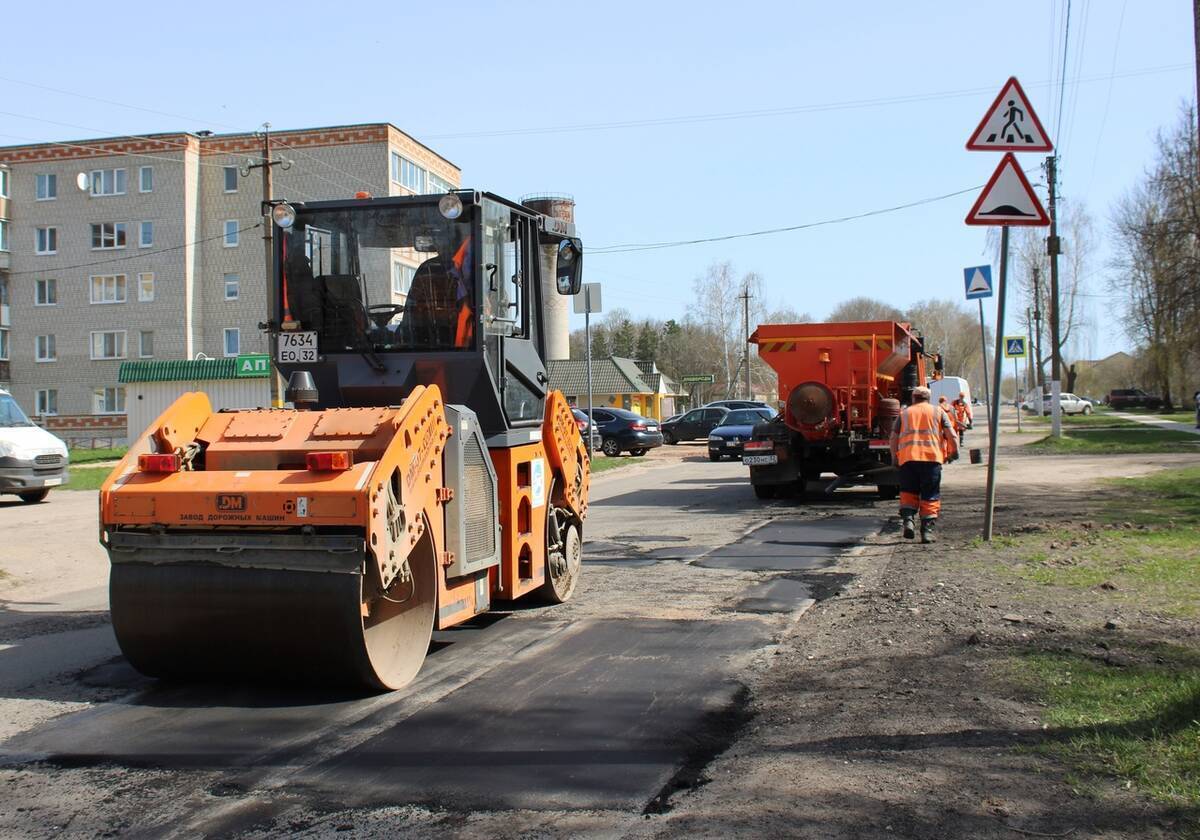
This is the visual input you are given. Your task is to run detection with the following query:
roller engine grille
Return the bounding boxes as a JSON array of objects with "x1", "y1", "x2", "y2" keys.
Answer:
[{"x1": 462, "y1": 434, "x2": 497, "y2": 562}]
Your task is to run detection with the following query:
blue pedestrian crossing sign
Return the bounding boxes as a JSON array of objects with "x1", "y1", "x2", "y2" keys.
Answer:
[
  {"x1": 1003, "y1": 336, "x2": 1027, "y2": 358},
  {"x1": 963, "y1": 265, "x2": 993, "y2": 300}
]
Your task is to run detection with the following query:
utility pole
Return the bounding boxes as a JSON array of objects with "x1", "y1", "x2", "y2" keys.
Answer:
[
  {"x1": 1032, "y1": 266, "x2": 1045, "y2": 389},
  {"x1": 740, "y1": 287, "x2": 752, "y2": 399},
  {"x1": 1045, "y1": 155, "x2": 1063, "y2": 437},
  {"x1": 243, "y1": 123, "x2": 290, "y2": 407}
]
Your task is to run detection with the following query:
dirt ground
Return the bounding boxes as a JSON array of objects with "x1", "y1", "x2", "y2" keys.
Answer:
[{"x1": 639, "y1": 444, "x2": 1200, "y2": 840}]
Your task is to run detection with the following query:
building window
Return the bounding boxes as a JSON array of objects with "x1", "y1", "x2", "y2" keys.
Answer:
[
  {"x1": 0, "y1": 328, "x2": 7, "y2": 361},
  {"x1": 90, "y1": 274, "x2": 127, "y2": 304},
  {"x1": 392, "y1": 262, "x2": 414, "y2": 295},
  {"x1": 223, "y1": 166, "x2": 238, "y2": 193},
  {"x1": 139, "y1": 330, "x2": 154, "y2": 358},
  {"x1": 35, "y1": 389, "x2": 57, "y2": 416},
  {"x1": 35, "y1": 173, "x2": 57, "y2": 201},
  {"x1": 90, "y1": 330, "x2": 127, "y2": 360},
  {"x1": 139, "y1": 166, "x2": 153, "y2": 193},
  {"x1": 91, "y1": 222, "x2": 127, "y2": 250},
  {"x1": 224, "y1": 273, "x2": 239, "y2": 300},
  {"x1": 0, "y1": 220, "x2": 9, "y2": 252},
  {"x1": 223, "y1": 328, "x2": 240, "y2": 357},
  {"x1": 223, "y1": 220, "x2": 239, "y2": 247},
  {"x1": 35, "y1": 226, "x2": 57, "y2": 254},
  {"x1": 93, "y1": 387, "x2": 126, "y2": 414},
  {"x1": 138, "y1": 272, "x2": 155, "y2": 302},
  {"x1": 35, "y1": 278, "x2": 57, "y2": 306},
  {"x1": 36, "y1": 333, "x2": 56, "y2": 363},
  {"x1": 390, "y1": 152, "x2": 426, "y2": 192},
  {"x1": 428, "y1": 173, "x2": 453, "y2": 194},
  {"x1": 35, "y1": 334, "x2": 56, "y2": 362},
  {"x1": 139, "y1": 221, "x2": 153, "y2": 248},
  {"x1": 90, "y1": 168, "x2": 127, "y2": 196},
  {"x1": 0, "y1": 169, "x2": 8, "y2": 198}
]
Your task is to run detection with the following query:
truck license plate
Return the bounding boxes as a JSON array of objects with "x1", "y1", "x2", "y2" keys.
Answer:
[
  {"x1": 278, "y1": 331, "x2": 318, "y2": 363},
  {"x1": 743, "y1": 455, "x2": 778, "y2": 466}
]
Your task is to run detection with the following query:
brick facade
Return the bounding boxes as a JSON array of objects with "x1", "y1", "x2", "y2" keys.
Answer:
[{"x1": 0, "y1": 123, "x2": 460, "y2": 424}]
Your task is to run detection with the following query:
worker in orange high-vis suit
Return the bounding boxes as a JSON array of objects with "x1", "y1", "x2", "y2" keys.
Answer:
[
  {"x1": 938, "y1": 395, "x2": 964, "y2": 442},
  {"x1": 952, "y1": 392, "x2": 973, "y2": 442},
  {"x1": 891, "y1": 386, "x2": 959, "y2": 544}
]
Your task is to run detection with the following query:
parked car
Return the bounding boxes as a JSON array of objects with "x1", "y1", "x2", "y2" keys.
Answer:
[
  {"x1": 707, "y1": 408, "x2": 777, "y2": 461},
  {"x1": 571, "y1": 408, "x2": 603, "y2": 452},
  {"x1": 1106, "y1": 388, "x2": 1164, "y2": 410},
  {"x1": 585, "y1": 407, "x2": 663, "y2": 456},
  {"x1": 702, "y1": 400, "x2": 775, "y2": 412},
  {"x1": 662, "y1": 406, "x2": 730, "y2": 444},
  {"x1": 1056, "y1": 393, "x2": 1094, "y2": 415},
  {"x1": 0, "y1": 388, "x2": 70, "y2": 503}
]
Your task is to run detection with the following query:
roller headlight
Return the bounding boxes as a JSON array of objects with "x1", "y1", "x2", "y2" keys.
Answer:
[
  {"x1": 271, "y1": 202, "x2": 297, "y2": 229},
  {"x1": 438, "y1": 193, "x2": 463, "y2": 220}
]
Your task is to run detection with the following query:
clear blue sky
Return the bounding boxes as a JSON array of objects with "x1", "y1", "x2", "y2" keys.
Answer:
[{"x1": 2, "y1": 1, "x2": 1193, "y2": 360}]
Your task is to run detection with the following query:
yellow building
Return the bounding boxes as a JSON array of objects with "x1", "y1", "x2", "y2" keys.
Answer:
[{"x1": 547, "y1": 357, "x2": 688, "y2": 421}]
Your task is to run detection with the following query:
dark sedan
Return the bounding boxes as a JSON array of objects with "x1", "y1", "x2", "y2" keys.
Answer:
[
  {"x1": 661, "y1": 406, "x2": 729, "y2": 444},
  {"x1": 571, "y1": 407, "x2": 603, "y2": 452},
  {"x1": 707, "y1": 408, "x2": 776, "y2": 461},
  {"x1": 586, "y1": 408, "x2": 663, "y2": 457}
]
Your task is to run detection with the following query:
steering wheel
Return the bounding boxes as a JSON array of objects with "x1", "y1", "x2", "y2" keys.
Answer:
[{"x1": 367, "y1": 303, "x2": 405, "y2": 329}]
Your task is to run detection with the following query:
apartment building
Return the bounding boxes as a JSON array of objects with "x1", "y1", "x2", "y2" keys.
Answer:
[{"x1": 0, "y1": 123, "x2": 460, "y2": 428}]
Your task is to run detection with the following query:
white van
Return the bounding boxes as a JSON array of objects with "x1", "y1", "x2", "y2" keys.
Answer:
[
  {"x1": 0, "y1": 388, "x2": 70, "y2": 503},
  {"x1": 930, "y1": 376, "x2": 971, "y2": 407}
]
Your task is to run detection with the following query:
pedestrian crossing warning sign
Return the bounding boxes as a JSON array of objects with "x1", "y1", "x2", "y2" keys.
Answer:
[
  {"x1": 965, "y1": 154, "x2": 1050, "y2": 227},
  {"x1": 966, "y1": 77, "x2": 1053, "y2": 152},
  {"x1": 963, "y1": 265, "x2": 993, "y2": 300},
  {"x1": 1003, "y1": 336, "x2": 1027, "y2": 358}
]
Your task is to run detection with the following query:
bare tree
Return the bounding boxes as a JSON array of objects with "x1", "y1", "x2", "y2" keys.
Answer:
[{"x1": 828, "y1": 297, "x2": 904, "y2": 322}]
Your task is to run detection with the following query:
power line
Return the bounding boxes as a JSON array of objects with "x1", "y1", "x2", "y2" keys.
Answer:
[
  {"x1": 588, "y1": 181, "x2": 1006, "y2": 255},
  {"x1": 421, "y1": 63, "x2": 1190, "y2": 141},
  {"x1": 1055, "y1": 0, "x2": 1073, "y2": 144},
  {"x1": 5, "y1": 223, "x2": 263, "y2": 276}
]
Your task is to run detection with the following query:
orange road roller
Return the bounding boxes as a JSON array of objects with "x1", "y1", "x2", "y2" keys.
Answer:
[{"x1": 100, "y1": 190, "x2": 589, "y2": 689}]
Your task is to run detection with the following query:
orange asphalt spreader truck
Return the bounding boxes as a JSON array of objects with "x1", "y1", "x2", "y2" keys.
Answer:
[
  {"x1": 742, "y1": 320, "x2": 941, "y2": 500},
  {"x1": 99, "y1": 191, "x2": 590, "y2": 690}
]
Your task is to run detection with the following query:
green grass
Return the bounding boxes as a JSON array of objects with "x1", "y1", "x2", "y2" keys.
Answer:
[
  {"x1": 1003, "y1": 467, "x2": 1200, "y2": 616},
  {"x1": 1025, "y1": 409, "x2": 1140, "y2": 429},
  {"x1": 1026, "y1": 427, "x2": 1200, "y2": 454},
  {"x1": 1008, "y1": 647, "x2": 1200, "y2": 814},
  {"x1": 64, "y1": 465, "x2": 113, "y2": 491},
  {"x1": 68, "y1": 446, "x2": 128, "y2": 464},
  {"x1": 589, "y1": 454, "x2": 642, "y2": 474}
]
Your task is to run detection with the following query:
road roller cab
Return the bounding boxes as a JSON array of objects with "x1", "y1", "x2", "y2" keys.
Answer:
[{"x1": 99, "y1": 191, "x2": 590, "y2": 690}]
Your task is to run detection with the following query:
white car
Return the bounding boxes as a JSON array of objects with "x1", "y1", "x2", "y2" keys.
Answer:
[
  {"x1": 0, "y1": 388, "x2": 70, "y2": 503},
  {"x1": 1024, "y1": 392, "x2": 1093, "y2": 415}
]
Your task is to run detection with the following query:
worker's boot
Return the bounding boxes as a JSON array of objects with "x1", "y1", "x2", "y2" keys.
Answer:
[
  {"x1": 920, "y1": 517, "x2": 937, "y2": 544},
  {"x1": 901, "y1": 512, "x2": 916, "y2": 540}
]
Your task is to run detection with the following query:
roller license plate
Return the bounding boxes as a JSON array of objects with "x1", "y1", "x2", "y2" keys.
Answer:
[
  {"x1": 278, "y1": 331, "x2": 318, "y2": 363},
  {"x1": 743, "y1": 454, "x2": 778, "y2": 466}
]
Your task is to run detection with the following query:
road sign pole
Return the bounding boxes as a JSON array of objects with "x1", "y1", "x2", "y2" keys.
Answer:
[
  {"x1": 983, "y1": 226, "x2": 1009, "y2": 541},
  {"x1": 1013, "y1": 355, "x2": 1022, "y2": 433},
  {"x1": 585, "y1": 296, "x2": 594, "y2": 457},
  {"x1": 977, "y1": 298, "x2": 991, "y2": 424}
]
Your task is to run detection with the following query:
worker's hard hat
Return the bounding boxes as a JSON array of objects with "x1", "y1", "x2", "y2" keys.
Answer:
[{"x1": 912, "y1": 386, "x2": 931, "y2": 401}]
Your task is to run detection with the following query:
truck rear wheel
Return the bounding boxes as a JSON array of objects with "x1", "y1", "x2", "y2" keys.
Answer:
[
  {"x1": 877, "y1": 485, "x2": 900, "y2": 500},
  {"x1": 753, "y1": 484, "x2": 777, "y2": 500}
]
